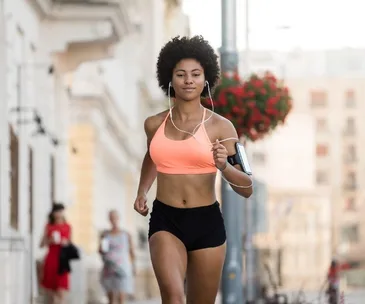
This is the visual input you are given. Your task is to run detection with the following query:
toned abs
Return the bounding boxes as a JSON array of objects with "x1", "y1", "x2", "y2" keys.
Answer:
[{"x1": 156, "y1": 173, "x2": 217, "y2": 207}]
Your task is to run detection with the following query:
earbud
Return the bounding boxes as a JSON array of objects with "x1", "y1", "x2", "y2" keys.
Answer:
[
  {"x1": 205, "y1": 80, "x2": 208, "y2": 86},
  {"x1": 169, "y1": 82, "x2": 172, "y2": 87}
]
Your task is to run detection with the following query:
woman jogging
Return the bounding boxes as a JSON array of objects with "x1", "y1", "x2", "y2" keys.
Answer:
[{"x1": 134, "y1": 35, "x2": 253, "y2": 304}]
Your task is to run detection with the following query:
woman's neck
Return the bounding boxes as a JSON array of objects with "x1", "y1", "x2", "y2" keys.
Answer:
[
  {"x1": 111, "y1": 226, "x2": 120, "y2": 232},
  {"x1": 173, "y1": 98, "x2": 202, "y2": 121}
]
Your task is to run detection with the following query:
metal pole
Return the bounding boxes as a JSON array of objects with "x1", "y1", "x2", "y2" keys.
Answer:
[
  {"x1": 220, "y1": 0, "x2": 243, "y2": 303},
  {"x1": 245, "y1": 196, "x2": 255, "y2": 303},
  {"x1": 243, "y1": 2, "x2": 256, "y2": 302},
  {"x1": 245, "y1": 0, "x2": 250, "y2": 75},
  {"x1": 220, "y1": 0, "x2": 238, "y2": 75},
  {"x1": 0, "y1": 0, "x2": 4, "y2": 237},
  {"x1": 221, "y1": 181, "x2": 244, "y2": 304}
]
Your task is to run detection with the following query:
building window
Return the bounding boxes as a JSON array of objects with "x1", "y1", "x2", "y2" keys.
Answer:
[
  {"x1": 343, "y1": 117, "x2": 356, "y2": 136},
  {"x1": 344, "y1": 171, "x2": 356, "y2": 190},
  {"x1": 345, "y1": 90, "x2": 355, "y2": 108},
  {"x1": 252, "y1": 152, "x2": 266, "y2": 164},
  {"x1": 10, "y1": 125, "x2": 19, "y2": 230},
  {"x1": 316, "y1": 170, "x2": 328, "y2": 184},
  {"x1": 316, "y1": 144, "x2": 329, "y2": 157},
  {"x1": 341, "y1": 224, "x2": 359, "y2": 244},
  {"x1": 310, "y1": 91, "x2": 327, "y2": 107},
  {"x1": 345, "y1": 197, "x2": 356, "y2": 211},
  {"x1": 344, "y1": 145, "x2": 356, "y2": 163},
  {"x1": 316, "y1": 118, "x2": 327, "y2": 132}
]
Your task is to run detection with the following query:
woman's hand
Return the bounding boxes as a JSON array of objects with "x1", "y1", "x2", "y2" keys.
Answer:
[
  {"x1": 134, "y1": 193, "x2": 149, "y2": 216},
  {"x1": 61, "y1": 238, "x2": 69, "y2": 246},
  {"x1": 212, "y1": 139, "x2": 228, "y2": 171}
]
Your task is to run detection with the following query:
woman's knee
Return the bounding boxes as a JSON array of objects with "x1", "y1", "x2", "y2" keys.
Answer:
[
  {"x1": 161, "y1": 291, "x2": 185, "y2": 304},
  {"x1": 160, "y1": 283, "x2": 185, "y2": 304}
]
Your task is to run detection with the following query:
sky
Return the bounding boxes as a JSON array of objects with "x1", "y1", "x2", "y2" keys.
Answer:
[{"x1": 182, "y1": 0, "x2": 365, "y2": 51}]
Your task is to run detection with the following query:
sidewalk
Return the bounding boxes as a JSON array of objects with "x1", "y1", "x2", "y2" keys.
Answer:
[
  {"x1": 132, "y1": 293, "x2": 221, "y2": 304},
  {"x1": 131, "y1": 300, "x2": 160, "y2": 304}
]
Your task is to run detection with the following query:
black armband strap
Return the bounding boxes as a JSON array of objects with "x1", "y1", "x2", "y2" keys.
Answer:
[{"x1": 227, "y1": 153, "x2": 240, "y2": 166}]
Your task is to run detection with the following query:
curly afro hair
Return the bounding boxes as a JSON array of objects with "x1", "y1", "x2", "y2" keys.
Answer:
[{"x1": 156, "y1": 35, "x2": 220, "y2": 97}]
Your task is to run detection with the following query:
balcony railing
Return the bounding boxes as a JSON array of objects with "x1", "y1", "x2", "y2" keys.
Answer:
[{"x1": 29, "y1": 0, "x2": 135, "y2": 41}]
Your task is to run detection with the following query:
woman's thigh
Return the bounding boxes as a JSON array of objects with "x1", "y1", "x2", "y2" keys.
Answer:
[
  {"x1": 186, "y1": 243, "x2": 226, "y2": 304},
  {"x1": 149, "y1": 231, "x2": 187, "y2": 303}
]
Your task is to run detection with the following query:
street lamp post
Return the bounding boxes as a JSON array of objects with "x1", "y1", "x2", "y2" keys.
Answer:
[{"x1": 220, "y1": 0, "x2": 244, "y2": 303}]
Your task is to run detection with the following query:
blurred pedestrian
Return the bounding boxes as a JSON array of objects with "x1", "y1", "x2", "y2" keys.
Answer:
[
  {"x1": 40, "y1": 203, "x2": 72, "y2": 304},
  {"x1": 134, "y1": 35, "x2": 253, "y2": 303},
  {"x1": 99, "y1": 210, "x2": 135, "y2": 304},
  {"x1": 326, "y1": 259, "x2": 340, "y2": 304}
]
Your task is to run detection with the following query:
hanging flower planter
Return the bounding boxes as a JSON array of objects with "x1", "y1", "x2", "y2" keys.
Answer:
[{"x1": 203, "y1": 71, "x2": 293, "y2": 141}]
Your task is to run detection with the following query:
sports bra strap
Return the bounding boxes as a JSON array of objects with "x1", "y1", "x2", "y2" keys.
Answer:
[{"x1": 163, "y1": 110, "x2": 170, "y2": 124}]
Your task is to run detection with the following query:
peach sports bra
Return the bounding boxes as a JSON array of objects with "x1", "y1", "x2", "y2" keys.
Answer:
[{"x1": 149, "y1": 108, "x2": 217, "y2": 175}]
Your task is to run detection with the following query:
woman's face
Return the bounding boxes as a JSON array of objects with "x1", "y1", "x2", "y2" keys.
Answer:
[
  {"x1": 109, "y1": 211, "x2": 119, "y2": 227},
  {"x1": 172, "y1": 58, "x2": 205, "y2": 101},
  {"x1": 53, "y1": 209, "x2": 64, "y2": 223}
]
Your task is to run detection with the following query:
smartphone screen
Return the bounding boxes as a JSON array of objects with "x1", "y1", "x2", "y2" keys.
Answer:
[{"x1": 236, "y1": 143, "x2": 253, "y2": 175}]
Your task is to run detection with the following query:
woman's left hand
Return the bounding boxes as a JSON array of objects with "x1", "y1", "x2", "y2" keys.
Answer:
[
  {"x1": 212, "y1": 139, "x2": 228, "y2": 171},
  {"x1": 61, "y1": 238, "x2": 69, "y2": 246}
]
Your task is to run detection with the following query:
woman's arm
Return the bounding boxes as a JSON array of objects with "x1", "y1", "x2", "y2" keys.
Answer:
[
  {"x1": 215, "y1": 118, "x2": 253, "y2": 198},
  {"x1": 137, "y1": 152, "x2": 157, "y2": 196},
  {"x1": 136, "y1": 116, "x2": 159, "y2": 196},
  {"x1": 39, "y1": 226, "x2": 49, "y2": 248},
  {"x1": 98, "y1": 230, "x2": 107, "y2": 254},
  {"x1": 61, "y1": 224, "x2": 71, "y2": 246}
]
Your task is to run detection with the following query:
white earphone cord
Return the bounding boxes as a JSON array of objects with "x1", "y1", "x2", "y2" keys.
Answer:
[{"x1": 168, "y1": 81, "x2": 253, "y2": 189}]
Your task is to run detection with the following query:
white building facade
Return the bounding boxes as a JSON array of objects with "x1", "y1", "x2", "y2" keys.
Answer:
[
  {"x1": 66, "y1": 1, "x2": 191, "y2": 300},
  {"x1": 241, "y1": 48, "x2": 365, "y2": 287},
  {"x1": 246, "y1": 112, "x2": 332, "y2": 291},
  {"x1": 0, "y1": 0, "x2": 135, "y2": 303}
]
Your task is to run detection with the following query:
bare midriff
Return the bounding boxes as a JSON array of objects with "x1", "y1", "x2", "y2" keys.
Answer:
[{"x1": 156, "y1": 172, "x2": 217, "y2": 208}]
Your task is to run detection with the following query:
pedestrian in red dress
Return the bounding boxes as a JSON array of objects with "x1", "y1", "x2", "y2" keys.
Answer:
[{"x1": 40, "y1": 203, "x2": 71, "y2": 304}]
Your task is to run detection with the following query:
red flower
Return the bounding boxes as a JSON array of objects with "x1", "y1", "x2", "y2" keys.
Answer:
[
  {"x1": 266, "y1": 107, "x2": 279, "y2": 116},
  {"x1": 267, "y1": 96, "x2": 278, "y2": 106},
  {"x1": 232, "y1": 106, "x2": 240, "y2": 114},
  {"x1": 247, "y1": 90, "x2": 255, "y2": 98},
  {"x1": 211, "y1": 71, "x2": 292, "y2": 142},
  {"x1": 251, "y1": 108, "x2": 262, "y2": 122},
  {"x1": 247, "y1": 100, "x2": 256, "y2": 108}
]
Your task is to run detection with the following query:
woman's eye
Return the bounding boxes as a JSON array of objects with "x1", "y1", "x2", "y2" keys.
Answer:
[
  {"x1": 193, "y1": 74, "x2": 201, "y2": 77},
  {"x1": 176, "y1": 74, "x2": 184, "y2": 77}
]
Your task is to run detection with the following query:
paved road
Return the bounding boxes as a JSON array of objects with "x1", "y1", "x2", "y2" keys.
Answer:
[
  {"x1": 132, "y1": 300, "x2": 160, "y2": 304},
  {"x1": 131, "y1": 293, "x2": 222, "y2": 304},
  {"x1": 284, "y1": 289, "x2": 365, "y2": 304},
  {"x1": 128, "y1": 290, "x2": 365, "y2": 304},
  {"x1": 132, "y1": 291, "x2": 365, "y2": 303}
]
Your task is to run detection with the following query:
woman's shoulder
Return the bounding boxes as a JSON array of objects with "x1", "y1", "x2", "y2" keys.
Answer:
[
  {"x1": 206, "y1": 110, "x2": 235, "y2": 131},
  {"x1": 208, "y1": 110, "x2": 232, "y2": 124},
  {"x1": 100, "y1": 229, "x2": 110, "y2": 237},
  {"x1": 144, "y1": 110, "x2": 169, "y2": 138},
  {"x1": 203, "y1": 110, "x2": 238, "y2": 143},
  {"x1": 62, "y1": 222, "x2": 72, "y2": 231},
  {"x1": 145, "y1": 110, "x2": 168, "y2": 128}
]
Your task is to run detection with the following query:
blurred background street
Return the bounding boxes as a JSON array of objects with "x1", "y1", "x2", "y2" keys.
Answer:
[{"x1": 0, "y1": 0, "x2": 364, "y2": 303}]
